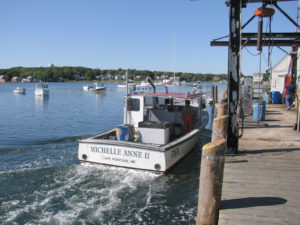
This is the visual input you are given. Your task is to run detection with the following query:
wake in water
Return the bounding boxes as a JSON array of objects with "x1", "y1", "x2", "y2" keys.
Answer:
[
  {"x1": 0, "y1": 131, "x2": 210, "y2": 225},
  {"x1": 0, "y1": 164, "x2": 160, "y2": 225}
]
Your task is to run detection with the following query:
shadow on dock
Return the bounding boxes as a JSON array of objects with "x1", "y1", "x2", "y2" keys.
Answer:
[
  {"x1": 239, "y1": 147, "x2": 300, "y2": 155},
  {"x1": 221, "y1": 197, "x2": 287, "y2": 210}
]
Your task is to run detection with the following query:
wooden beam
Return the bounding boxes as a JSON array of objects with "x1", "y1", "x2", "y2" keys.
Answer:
[{"x1": 227, "y1": 0, "x2": 242, "y2": 154}]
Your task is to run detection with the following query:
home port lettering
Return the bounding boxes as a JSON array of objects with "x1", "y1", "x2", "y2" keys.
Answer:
[{"x1": 90, "y1": 146, "x2": 150, "y2": 162}]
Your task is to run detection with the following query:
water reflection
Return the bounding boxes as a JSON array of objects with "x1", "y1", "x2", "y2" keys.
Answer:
[{"x1": 35, "y1": 95, "x2": 49, "y2": 109}]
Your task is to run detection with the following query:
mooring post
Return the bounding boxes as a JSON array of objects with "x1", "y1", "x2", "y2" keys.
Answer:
[
  {"x1": 215, "y1": 85, "x2": 218, "y2": 103},
  {"x1": 227, "y1": 0, "x2": 241, "y2": 154},
  {"x1": 196, "y1": 139, "x2": 227, "y2": 225},
  {"x1": 217, "y1": 103, "x2": 228, "y2": 118},
  {"x1": 212, "y1": 115, "x2": 229, "y2": 142},
  {"x1": 211, "y1": 85, "x2": 216, "y2": 119}
]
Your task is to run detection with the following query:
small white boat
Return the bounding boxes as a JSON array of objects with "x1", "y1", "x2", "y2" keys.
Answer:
[
  {"x1": 136, "y1": 80, "x2": 151, "y2": 88},
  {"x1": 89, "y1": 83, "x2": 106, "y2": 92},
  {"x1": 13, "y1": 87, "x2": 26, "y2": 94},
  {"x1": 83, "y1": 85, "x2": 93, "y2": 91},
  {"x1": 78, "y1": 81, "x2": 209, "y2": 172},
  {"x1": 35, "y1": 83, "x2": 49, "y2": 96},
  {"x1": 118, "y1": 80, "x2": 134, "y2": 88}
]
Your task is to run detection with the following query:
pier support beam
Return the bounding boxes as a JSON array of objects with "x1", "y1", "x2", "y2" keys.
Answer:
[{"x1": 227, "y1": 0, "x2": 241, "y2": 154}]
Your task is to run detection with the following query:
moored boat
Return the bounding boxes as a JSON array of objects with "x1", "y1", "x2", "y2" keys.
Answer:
[
  {"x1": 89, "y1": 83, "x2": 106, "y2": 92},
  {"x1": 13, "y1": 87, "x2": 26, "y2": 94},
  {"x1": 78, "y1": 79, "x2": 209, "y2": 172},
  {"x1": 35, "y1": 83, "x2": 49, "y2": 96}
]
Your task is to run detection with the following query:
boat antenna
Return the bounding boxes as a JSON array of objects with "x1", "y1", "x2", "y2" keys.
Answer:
[
  {"x1": 124, "y1": 69, "x2": 128, "y2": 124},
  {"x1": 126, "y1": 69, "x2": 129, "y2": 97},
  {"x1": 173, "y1": 30, "x2": 176, "y2": 84},
  {"x1": 297, "y1": 0, "x2": 300, "y2": 32}
]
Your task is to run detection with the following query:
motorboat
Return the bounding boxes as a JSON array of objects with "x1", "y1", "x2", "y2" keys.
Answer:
[
  {"x1": 78, "y1": 79, "x2": 209, "y2": 172},
  {"x1": 118, "y1": 80, "x2": 134, "y2": 88},
  {"x1": 13, "y1": 87, "x2": 26, "y2": 94},
  {"x1": 89, "y1": 83, "x2": 106, "y2": 92},
  {"x1": 35, "y1": 83, "x2": 49, "y2": 96}
]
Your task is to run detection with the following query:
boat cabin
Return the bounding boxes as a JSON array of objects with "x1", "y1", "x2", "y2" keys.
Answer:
[{"x1": 124, "y1": 92, "x2": 205, "y2": 144}]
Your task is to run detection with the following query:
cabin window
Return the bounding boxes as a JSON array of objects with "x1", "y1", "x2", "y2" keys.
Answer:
[
  {"x1": 127, "y1": 98, "x2": 140, "y2": 111},
  {"x1": 145, "y1": 96, "x2": 153, "y2": 106}
]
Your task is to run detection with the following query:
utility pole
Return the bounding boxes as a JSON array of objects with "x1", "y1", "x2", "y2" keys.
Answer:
[{"x1": 227, "y1": 0, "x2": 241, "y2": 154}]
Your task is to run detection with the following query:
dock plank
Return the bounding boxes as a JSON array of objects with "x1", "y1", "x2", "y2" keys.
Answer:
[{"x1": 218, "y1": 105, "x2": 300, "y2": 225}]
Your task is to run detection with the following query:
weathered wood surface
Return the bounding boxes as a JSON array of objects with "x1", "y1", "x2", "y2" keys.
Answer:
[
  {"x1": 197, "y1": 139, "x2": 227, "y2": 225},
  {"x1": 211, "y1": 115, "x2": 229, "y2": 142},
  {"x1": 218, "y1": 105, "x2": 300, "y2": 225}
]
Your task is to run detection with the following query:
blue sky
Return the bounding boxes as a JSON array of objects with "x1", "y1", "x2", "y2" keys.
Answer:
[{"x1": 0, "y1": 0, "x2": 298, "y2": 75}]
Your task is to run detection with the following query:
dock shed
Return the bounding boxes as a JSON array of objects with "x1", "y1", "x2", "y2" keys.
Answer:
[{"x1": 271, "y1": 49, "x2": 300, "y2": 94}]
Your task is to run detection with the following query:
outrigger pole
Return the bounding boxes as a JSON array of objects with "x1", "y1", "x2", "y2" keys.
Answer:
[{"x1": 124, "y1": 70, "x2": 129, "y2": 124}]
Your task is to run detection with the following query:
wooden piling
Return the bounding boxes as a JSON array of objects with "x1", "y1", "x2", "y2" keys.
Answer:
[
  {"x1": 217, "y1": 103, "x2": 228, "y2": 118},
  {"x1": 214, "y1": 85, "x2": 218, "y2": 103},
  {"x1": 211, "y1": 115, "x2": 229, "y2": 142},
  {"x1": 196, "y1": 139, "x2": 227, "y2": 225}
]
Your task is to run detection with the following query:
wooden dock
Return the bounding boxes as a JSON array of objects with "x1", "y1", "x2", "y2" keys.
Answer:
[{"x1": 218, "y1": 104, "x2": 300, "y2": 225}]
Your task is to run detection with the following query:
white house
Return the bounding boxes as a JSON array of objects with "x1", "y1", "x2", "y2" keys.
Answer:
[
  {"x1": 270, "y1": 49, "x2": 300, "y2": 94},
  {"x1": 253, "y1": 73, "x2": 264, "y2": 83}
]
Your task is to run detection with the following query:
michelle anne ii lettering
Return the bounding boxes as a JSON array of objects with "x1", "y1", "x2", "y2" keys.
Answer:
[{"x1": 90, "y1": 146, "x2": 150, "y2": 159}]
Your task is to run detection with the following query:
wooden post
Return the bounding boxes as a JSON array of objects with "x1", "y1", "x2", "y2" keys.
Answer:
[
  {"x1": 196, "y1": 139, "x2": 227, "y2": 225},
  {"x1": 211, "y1": 85, "x2": 216, "y2": 119},
  {"x1": 227, "y1": 0, "x2": 241, "y2": 154},
  {"x1": 211, "y1": 85, "x2": 215, "y2": 103},
  {"x1": 215, "y1": 85, "x2": 218, "y2": 103},
  {"x1": 217, "y1": 103, "x2": 228, "y2": 118},
  {"x1": 212, "y1": 115, "x2": 229, "y2": 142}
]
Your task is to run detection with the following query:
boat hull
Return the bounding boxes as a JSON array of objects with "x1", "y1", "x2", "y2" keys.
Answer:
[
  {"x1": 89, "y1": 87, "x2": 106, "y2": 92},
  {"x1": 13, "y1": 89, "x2": 26, "y2": 94},
  {"x1": 35, "y1": 89, "x2": 49, "y2": 96},
  {"x1": 78, "y1": 114, "x2": 208, "y2": 172}
]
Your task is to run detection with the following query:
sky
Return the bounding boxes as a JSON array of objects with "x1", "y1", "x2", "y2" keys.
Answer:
[{"x1": 0, "y1": 0, "x2": 298, "y2": 75}]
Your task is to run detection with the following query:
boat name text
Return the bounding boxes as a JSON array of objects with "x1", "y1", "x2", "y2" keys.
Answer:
[{"x1": 90, "y1": 146, "x2": 150, "y2": 159}]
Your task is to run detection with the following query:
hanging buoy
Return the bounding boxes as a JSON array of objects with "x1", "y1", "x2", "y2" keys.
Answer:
[{"x1": 254, "y1": 7, "x2": 275, "y2": 17}]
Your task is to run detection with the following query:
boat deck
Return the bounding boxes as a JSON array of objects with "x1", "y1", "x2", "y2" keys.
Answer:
[{"x1": 218, "y1": 104, "x2": 300, "y2": 225}]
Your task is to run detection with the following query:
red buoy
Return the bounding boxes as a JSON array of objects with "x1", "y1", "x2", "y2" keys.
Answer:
[{"x1": 254, "y1": 7, "x2": 275, "y2": 17}]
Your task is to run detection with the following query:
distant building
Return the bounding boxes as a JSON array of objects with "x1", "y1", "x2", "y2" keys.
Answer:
[
  {"x1": 73, "y1": 75, "x2": 81, "y2": 81},
  {"x1": 49, "y1": 63, "x2": 54, "y2": 67},
  {"x1": 11, "y1": 76, "x2": 20, "y2": 82},
  {"x1": 0, "y1": 75, "x2": 6, "y2": 83},
  {"x1": 253, "y1": 73, "x2": 263, "y2": 83},
  {"x1": 115, "y1": 75, "x2": 122, "y2": 80},
  {"x1": 57, "y1": 77, "x2": 64, "y2": 82}
]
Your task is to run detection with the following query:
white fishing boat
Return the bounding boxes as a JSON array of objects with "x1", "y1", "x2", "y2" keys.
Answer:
[
  {"x1": 89, "y1": 83, "x2": 106, "y2": 92},
  {"x1": 78, "y1": 79, "x2": 209, "y2": 172},
  {"x1": 13, "y1": 87, "x2": 26, "y2": 94},
  {"x1": 118, "y1": 80, "x2": 134, "y2": 88},
  {"x1": 35, "y1": 83, "x2": 49, "y2": 96}
]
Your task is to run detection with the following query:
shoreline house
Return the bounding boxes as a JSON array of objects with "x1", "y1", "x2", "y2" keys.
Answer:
[
  {"x1": 0, "y1": 75, "x2": 6, "y2": 83},
  {"x1": 11, "y1": 76, "x2": 20, "y2": 82}
]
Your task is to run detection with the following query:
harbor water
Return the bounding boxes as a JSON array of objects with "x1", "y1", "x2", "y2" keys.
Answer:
[{"x1": 0, "y1": 82, "x2": 226, "y2": 224}]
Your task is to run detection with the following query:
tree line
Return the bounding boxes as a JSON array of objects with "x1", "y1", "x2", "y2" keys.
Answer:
[{"x1": 0, "y1": 66, "x2": 228, "y2": 82}]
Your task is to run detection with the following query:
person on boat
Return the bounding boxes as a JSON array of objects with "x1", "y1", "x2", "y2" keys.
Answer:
[
  {"x1": 133, "y1": 83, "x2": 136, "y2": 92},
  {"x1": 183, "y1": 100, "x2": 194, "y2": 133},
  {"x1": 285, "y1": 83, "x2": 296, "y2": 110}
]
